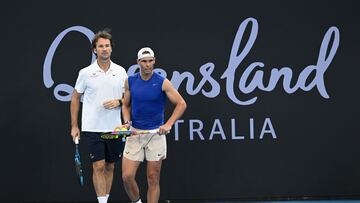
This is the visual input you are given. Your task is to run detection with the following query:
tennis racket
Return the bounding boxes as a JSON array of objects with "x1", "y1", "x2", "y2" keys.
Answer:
[
  {"x1": 74, "y1": 137, "x2": 84, "y2": 187},
  {"x1": 113, "y1": 128, "x2": 169, "y2": 147},
  {"x1": 100, "y1": 128, "x2": 159, "y2": 139}
]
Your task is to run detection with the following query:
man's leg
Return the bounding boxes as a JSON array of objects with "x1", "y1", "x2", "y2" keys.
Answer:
[
  {"x1": 146, "y1": 160, "x2": 162, "y2": 203},
  {"x1": 103, "y1": 131, "x2": 123, "y2": 201},
  {"x1": 84, "y1": 132, "x2": 111, "y2": 203},
  {"x1": 122, "y1": 156, "x2": 141, "y2": 202},
  {"x1": 92, "y1": 160, "x2": 107, "y2": 196},
  {"x1": 104, "y1": 162, "x2": 115, "y2": 194}
]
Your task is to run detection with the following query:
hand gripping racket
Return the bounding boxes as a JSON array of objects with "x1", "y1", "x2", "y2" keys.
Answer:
[{"x1": 74, "y1": 137, "x2": 84, "y2": 187}]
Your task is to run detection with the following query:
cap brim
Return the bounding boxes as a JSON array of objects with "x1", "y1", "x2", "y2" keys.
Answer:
[{"x1": 138, "y1": 55, "x2": 155, "y2": 60}]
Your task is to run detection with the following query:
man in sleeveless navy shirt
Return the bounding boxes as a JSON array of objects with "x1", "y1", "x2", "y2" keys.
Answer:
[{"x1": 120, "y1": 47, "x2": 187, "y2": 203}]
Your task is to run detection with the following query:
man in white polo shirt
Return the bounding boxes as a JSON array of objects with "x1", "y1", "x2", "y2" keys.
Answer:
[{"x1": 70, "y1": 29, "x2": 127, "y2": 203}]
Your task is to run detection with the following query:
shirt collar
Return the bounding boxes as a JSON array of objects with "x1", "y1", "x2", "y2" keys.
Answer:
[{"x1": 94, "y1": 60, "x2": 114, "y2": 72}]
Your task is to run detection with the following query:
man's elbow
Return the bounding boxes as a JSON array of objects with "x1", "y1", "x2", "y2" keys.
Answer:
[{"x1": 180, "y1": 99, "x2": 187, "y2": 111}]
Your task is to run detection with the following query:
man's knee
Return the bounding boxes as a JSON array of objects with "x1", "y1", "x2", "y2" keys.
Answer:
[
  {"x1": 147, "y1": 172, "x2": 160, "y2": 186},
  {"x1": 92, "y1": 161, "x2": 105, "y2": 174},
  {"x1": 122, "y1": 172, "x2": 136, "y2": 184}
]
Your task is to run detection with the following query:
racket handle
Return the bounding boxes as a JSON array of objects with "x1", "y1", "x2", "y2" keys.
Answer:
[{"x1": 74, "y1": 137, "x2": 79, "y2": 144}]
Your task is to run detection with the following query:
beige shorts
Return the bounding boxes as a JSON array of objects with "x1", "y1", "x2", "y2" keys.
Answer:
[{"x1": 123, "y1": 129, "x2": 167, "y2": 162}]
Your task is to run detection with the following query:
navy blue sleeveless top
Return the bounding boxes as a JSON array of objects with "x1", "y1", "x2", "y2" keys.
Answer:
[{"x1": 128, "y1": 72, "x2": 166, "y2": 129}]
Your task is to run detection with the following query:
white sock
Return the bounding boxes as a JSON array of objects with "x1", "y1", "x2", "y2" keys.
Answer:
[
  {"x1": 132, "y1": 198, "x2": 142, "y2": 203},
  {"x1": 97, "y1": 196, "x2": 107, "y2": 203},
  {"x1": 106, "y1": 194, "x2": 109, "y2": 202}
]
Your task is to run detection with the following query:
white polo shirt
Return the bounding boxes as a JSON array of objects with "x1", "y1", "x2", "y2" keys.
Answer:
[{"x1": 74, "y1": 61, "x2": 127, "y2": 132}]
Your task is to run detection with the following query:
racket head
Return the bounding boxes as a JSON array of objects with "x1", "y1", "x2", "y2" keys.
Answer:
[{"x1": 101, "y1": 133, "x2": 119, "y2": 139}]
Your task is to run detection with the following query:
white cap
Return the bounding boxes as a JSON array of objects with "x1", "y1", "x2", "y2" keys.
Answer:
[{"x1": 137, "y1": 47, "x2": 155, "y2": 60}]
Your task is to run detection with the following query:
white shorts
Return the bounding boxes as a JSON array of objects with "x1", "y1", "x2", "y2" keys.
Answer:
[{"x1": 123, "y1": 129, "x2": 167, "y2": 162}]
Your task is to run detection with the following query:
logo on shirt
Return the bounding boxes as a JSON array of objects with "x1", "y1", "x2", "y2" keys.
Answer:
[{"x1": 90, "y1": 72, "x2": 99, "y2": 78}]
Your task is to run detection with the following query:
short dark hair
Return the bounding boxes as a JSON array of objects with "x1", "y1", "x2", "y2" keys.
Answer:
[{"x1": 91, "y1": 28, "x2": 114, "y2": 54}]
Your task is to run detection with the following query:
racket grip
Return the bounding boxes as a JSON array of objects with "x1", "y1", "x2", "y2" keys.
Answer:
[{"x1": 74, "y1": 137, "x2": 79, "y2": 144}]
